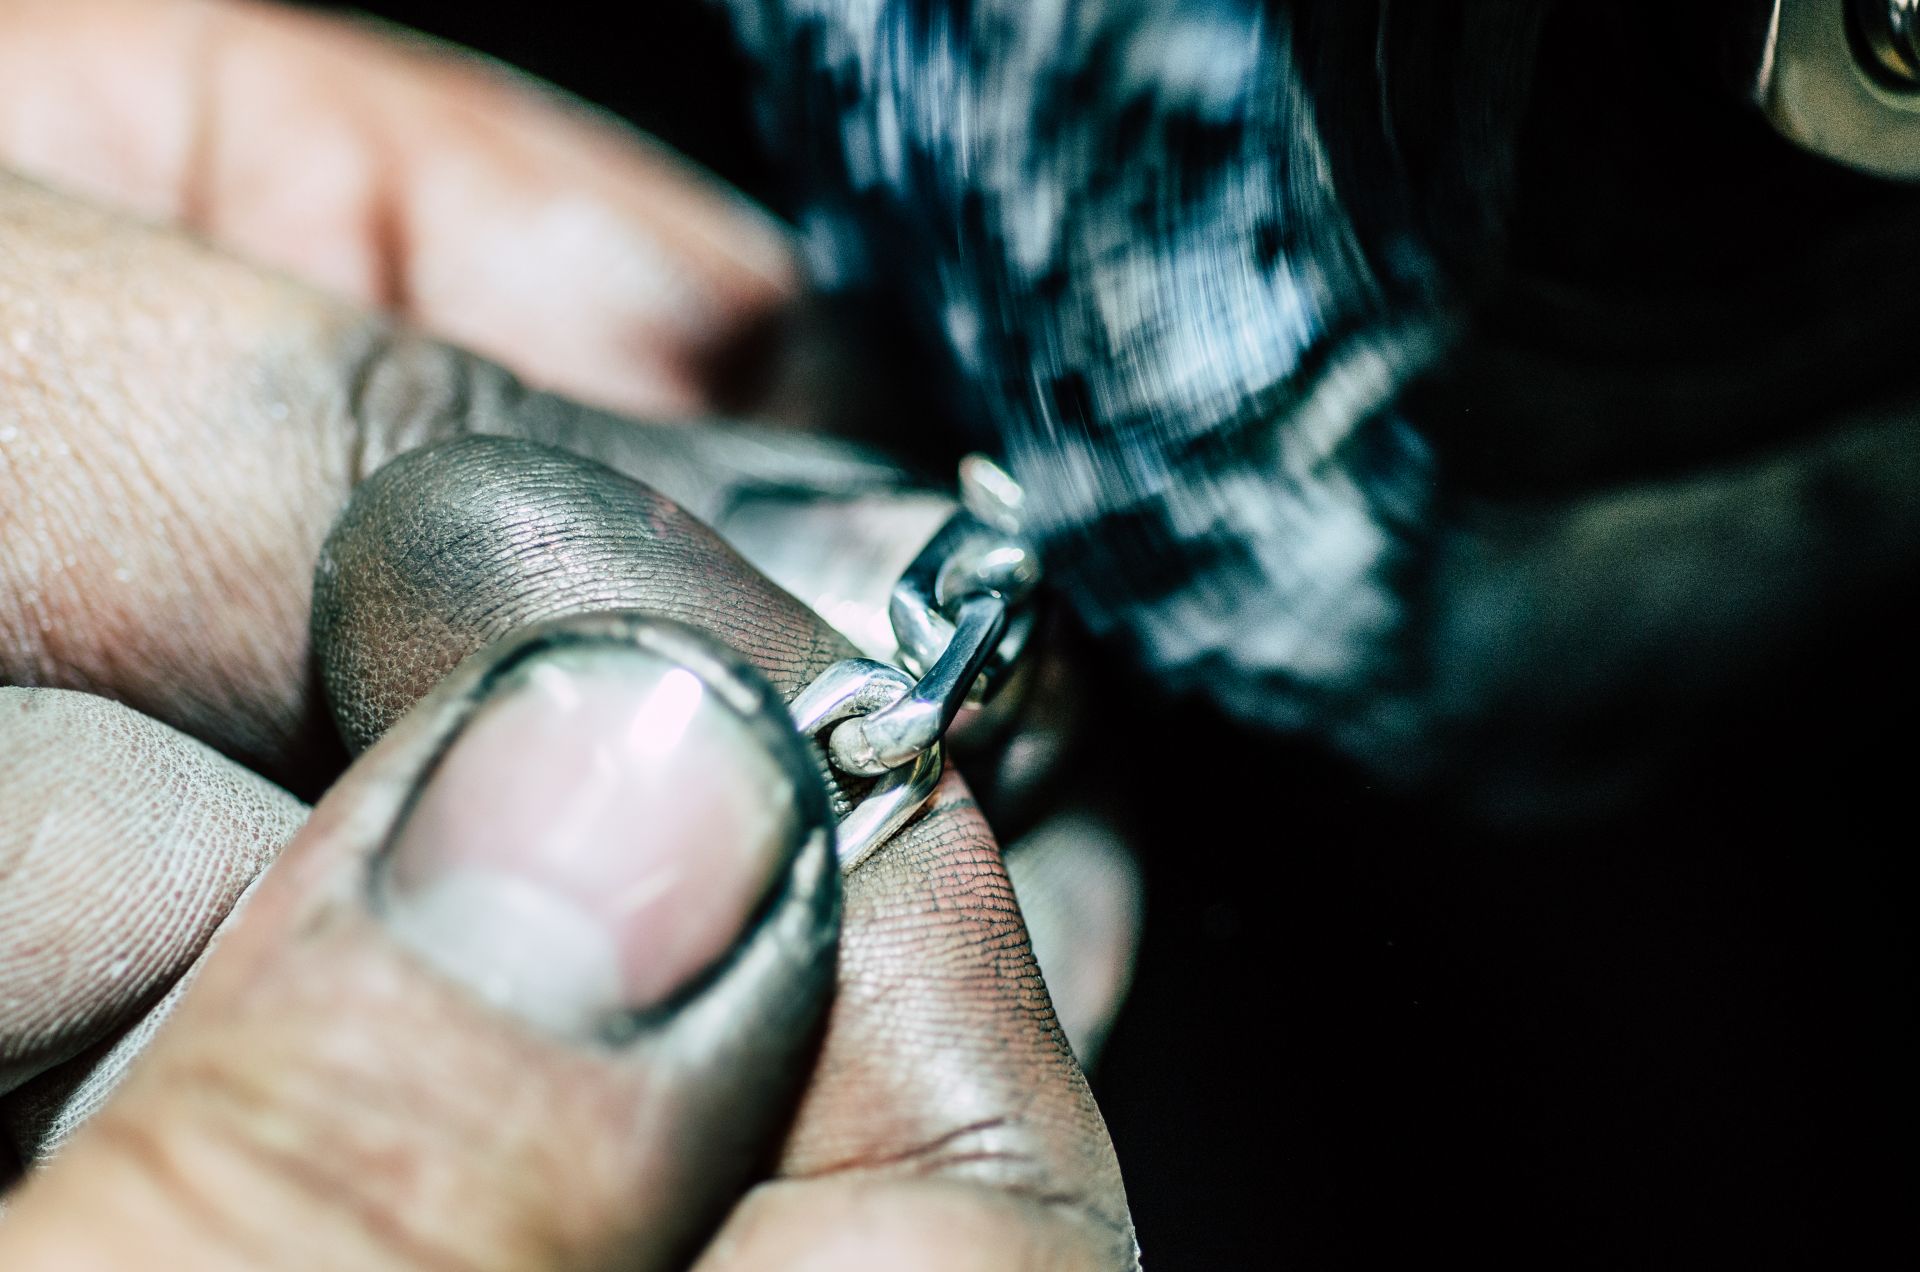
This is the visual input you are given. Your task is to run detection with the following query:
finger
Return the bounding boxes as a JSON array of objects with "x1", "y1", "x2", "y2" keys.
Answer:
[
  {"x1": 313, "y1": 435, "x2": 844, "y2": 748},
  {"x1": 1002, "y1": 813, "x2": 1144, "y2": 1069},
  {"x1": 314, "y1": 437, "x2": 1136, "y2": 1264},
  {"x1": 0, "y1": 689, "x2": 306, "y2": 1153},
  {"x1": 0, "y1": 613, "x2": 840, "y2": 1271},
  {"x1": 316, "y1": 430, "x2": 1143, "y2": 1069},
  {"x1": 0, "y1": 172, "x2": 874, "y2": 787},
  {"x1": 0, "y1": 0, "x2": 802, "y2": 418}
]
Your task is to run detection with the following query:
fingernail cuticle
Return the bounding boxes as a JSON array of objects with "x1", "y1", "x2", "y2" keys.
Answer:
[{"x1": 376, "y1": 638, "x2": 808, "y2": 1039}]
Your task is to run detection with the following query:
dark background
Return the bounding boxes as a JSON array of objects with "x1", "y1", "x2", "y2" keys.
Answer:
[{"x1": 327, "y1": 3, "x2": 1917, "y2": 1265}]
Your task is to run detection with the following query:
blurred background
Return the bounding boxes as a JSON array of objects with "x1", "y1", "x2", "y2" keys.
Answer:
[{"x1": 319, "y1": 3, "x2": 1917, "y2": 1264}]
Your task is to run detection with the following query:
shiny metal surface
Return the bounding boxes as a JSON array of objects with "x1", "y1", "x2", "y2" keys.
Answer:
[
  {"x1": 828, "y1": 594, "x2": 1009, "y2": 776},
  {"x1": 887, "y1": 507, "x2": 1038, "y2": 694},
  {"x1": 831, "y1": 745, "x2": 944, "y2": 873},
  {"x1": 957, "y1": 453, "x2": 1027, "y2": 534},
  {"x1": 788, "y1": 657, "x2": 946, "y2": 871},
  {"x1": 720, "y1": 452, "x2": 1042, "y2": 717},
  {"x1": 1852, "y1": 0, "x2": 1920, "y2": 85},
  {"x1": 777, "y1": 455, "x2": 1042, "y2": 853},
  {"x1": 788, "y1": 657, "x2": 915, "y2": 736},
  {"x1": 1747, "y1": 0, "x2": 1920, "y2": 178}
]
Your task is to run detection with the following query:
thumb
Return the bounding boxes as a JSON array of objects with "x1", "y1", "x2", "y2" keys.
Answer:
[{"x1": 0, "y1": 613, "x2": 838, "y2": 1272}]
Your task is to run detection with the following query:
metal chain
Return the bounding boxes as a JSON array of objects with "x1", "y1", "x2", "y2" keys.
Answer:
[{"x1": 789, "y1": 455, "x2": 1040, "y2": 872}]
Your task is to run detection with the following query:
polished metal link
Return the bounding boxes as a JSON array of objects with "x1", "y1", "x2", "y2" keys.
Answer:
[
  {"x1": 788, "y1": 659, "x2": 945, "y2": 872},
  {"x1": 829, "y1": 593, "x2": 1008, "y2": 777},
  {"x1": 786, "y1": 455, "x2": 1040, "y2": 869}
]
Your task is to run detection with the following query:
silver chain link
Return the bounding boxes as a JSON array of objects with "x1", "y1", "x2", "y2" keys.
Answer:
[{"x1": 789, "y1": 456, "x2": 1039, "y2": 872}]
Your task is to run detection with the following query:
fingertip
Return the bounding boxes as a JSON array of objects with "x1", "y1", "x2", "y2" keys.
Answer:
[{"x1": 1, "y1": 617, "x2": 840, "y2": 1272}]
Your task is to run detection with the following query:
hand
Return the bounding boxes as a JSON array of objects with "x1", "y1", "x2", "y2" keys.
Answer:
[
  {"x1": 4, "y1": 592, "x2": 1134, "y2": 1270},
  {"x1": 0, "y1": 0, "x2": 1134, "y2": 1263},
  {"x1": 2, "y1": 0, "x2": 1145, "y2": 1055}
]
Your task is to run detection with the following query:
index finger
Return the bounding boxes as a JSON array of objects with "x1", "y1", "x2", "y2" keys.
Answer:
[
  {"x1": 0, "y1": 0, "x2": 800, "y2": 418},
  {"x1": 0, "y1": 168, "x2": 861, "y2": 788},
  {"x1": 316, "y1": 435, "x2": 1138, "y2": 1266}
]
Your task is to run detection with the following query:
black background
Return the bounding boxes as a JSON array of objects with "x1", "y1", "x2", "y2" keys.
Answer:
[{"x1": 320, "y1": 3, "x2": 1917, "y2": 1265}]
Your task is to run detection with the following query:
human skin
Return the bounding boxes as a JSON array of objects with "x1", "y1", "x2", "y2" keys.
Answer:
[{"x1": 0, "y1": 0, "x2": 1136, "y2": 1265}]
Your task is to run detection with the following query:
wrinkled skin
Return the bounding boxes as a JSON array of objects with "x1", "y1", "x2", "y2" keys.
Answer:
[{"x1": 0, "y1": 1, "x2": 1133, "y2": 1265}]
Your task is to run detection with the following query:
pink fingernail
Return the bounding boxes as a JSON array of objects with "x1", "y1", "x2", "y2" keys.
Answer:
[{"x1": 377, "y1": 642, "x2": 806, "y2": 1038}]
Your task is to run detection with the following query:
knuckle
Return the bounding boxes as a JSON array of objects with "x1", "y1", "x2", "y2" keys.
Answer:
[
  {"x1": 317, "y1": 433, "x2": 819, "y2": 744},
  {"x1": 338, "y1": 323, "x2": 525, "y2": 486}
]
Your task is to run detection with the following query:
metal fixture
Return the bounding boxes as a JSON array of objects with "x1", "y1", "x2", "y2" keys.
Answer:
[{"x1": 1742, "y1": 0, "x2": 1920, "y2": 179}]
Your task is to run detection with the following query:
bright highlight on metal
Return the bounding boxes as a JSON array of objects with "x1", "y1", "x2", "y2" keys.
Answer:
[
  {"x1": 785, "y1": 456, "x2": 1042, "y2": 871},
  {"x1": 1745, "y1": 0, "x2": 1920, "y2": 179}
]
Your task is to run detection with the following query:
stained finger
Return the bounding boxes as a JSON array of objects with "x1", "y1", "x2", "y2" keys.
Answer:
[
  {"x1": 313, "y1": 436, "x2": 1136, "y2": 1260},
  {"x1": 0, "y1": 615, "x2": 840, "y2": 1271},
  {"x1": 0, "y1": 688, "x2": 306, "y2": 1158},
  {"x1": 0, "y1": 0, "x2": 802, "y2": 417},
  {"x1": 0, "y1": 172, "x2": 868, "y2": 789}
]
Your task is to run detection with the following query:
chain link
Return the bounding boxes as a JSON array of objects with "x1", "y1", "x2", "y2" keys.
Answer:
[{"x1": 788, "y1": 456, "x2": 1039, "y2": 871}]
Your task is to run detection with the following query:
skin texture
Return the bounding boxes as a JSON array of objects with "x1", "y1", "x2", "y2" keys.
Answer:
[
  {"x1": 0, "y1": 435, "x2": 1136, "y2": 1264},
  {"x1": 312, "y1": 438, "x2": 1131, "y2": 1258},
  {"x1": 0, "y1": 0, "x2": 1135, "y2": 1263},
  {"x1": 0, "y1": 0, "x2": 800, "y2": 421},
  {"x1": 0, "y1": 690, "x2": 307, "y2": 1109},
  {"x1": 0, "y1": 0, "x2": 809, "y2": 784},
  {"x1": 3, "y1": 616, "x2": 849, "y2": 1272}
]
